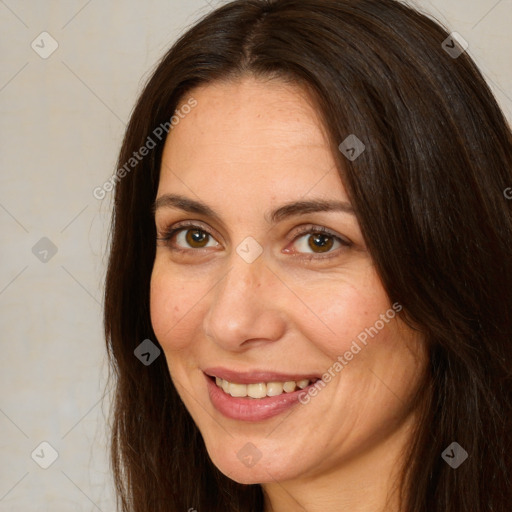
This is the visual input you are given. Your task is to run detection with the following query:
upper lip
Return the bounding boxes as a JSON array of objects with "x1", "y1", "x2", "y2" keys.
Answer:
[{"x1": 203, "y1": 366, "x2": 321, "y2": 384}]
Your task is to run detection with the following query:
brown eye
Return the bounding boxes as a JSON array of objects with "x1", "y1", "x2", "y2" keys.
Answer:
[
  {"x1": 170, "y1": 226, "x2": 219, "y2": 250},
  {"x1": 291, "y1": 230, "x2": 344, "y2": 255},
  {"x1": 156, "y1": 223, "x2": 221, "y2": 251},
  {"x1": 307, "y1": 233, "x2": 334, "y2": 253},
  {"x1": 185, "y1": 229, "x2": 210, "y2": 248}
]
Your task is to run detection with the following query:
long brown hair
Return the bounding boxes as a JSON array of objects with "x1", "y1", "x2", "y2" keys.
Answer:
[{"x1": 103, "y1": 1, "x2": 512, "y2": 510}]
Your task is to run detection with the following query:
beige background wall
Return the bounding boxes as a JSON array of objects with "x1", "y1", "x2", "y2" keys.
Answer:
[{"x1": 0, "y1": 1, "x2": 510, "y2": 510}]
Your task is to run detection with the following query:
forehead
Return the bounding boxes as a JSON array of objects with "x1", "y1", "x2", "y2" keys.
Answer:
[
  {"x1": 178, "y1": 75, "x2": 325, "y2": 136},
  {"x1": 158, "y1": 76, "x2": 346, "y2": 203}
]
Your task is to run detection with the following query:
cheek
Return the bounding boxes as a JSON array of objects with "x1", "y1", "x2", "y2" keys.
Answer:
[
  {"x1": 149, "y1": 263, "x2": 206, "y2": 352},
  {"x1": 296, "y1": 274, "x2": 393, "y2": 359}
]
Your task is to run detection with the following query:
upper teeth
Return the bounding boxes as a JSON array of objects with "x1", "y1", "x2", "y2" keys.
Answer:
[{"x1": 215, "y1": 377, "x2": 313, "y2": 398}]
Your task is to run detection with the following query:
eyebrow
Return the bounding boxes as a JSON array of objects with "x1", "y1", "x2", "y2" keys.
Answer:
[{"x1": 153, "y1": 193, "x2": 355, "y2": 224}]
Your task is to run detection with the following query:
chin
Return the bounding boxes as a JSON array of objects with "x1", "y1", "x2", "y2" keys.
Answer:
[{"x1": 205, "y1": 442, "x2": 304, "y2": 485}]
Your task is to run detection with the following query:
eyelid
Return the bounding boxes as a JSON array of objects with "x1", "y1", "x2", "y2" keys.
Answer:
[
  {"x1": 156, "y1": 219, "x2": 222, "y2": 244},
  {"x1": 282, "y1": 224, "x2": 352, "y2": 260},
  {"x1": 286, "y1": 224, "x2": 352, "y2": 246}
]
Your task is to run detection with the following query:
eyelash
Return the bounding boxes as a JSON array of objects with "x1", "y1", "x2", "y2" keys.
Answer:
[{"x1": 156, "y1": 221, "x2": 352, "y2": 260}]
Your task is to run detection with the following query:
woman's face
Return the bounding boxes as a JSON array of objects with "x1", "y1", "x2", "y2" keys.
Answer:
[{"x1": 150, "y1": 76, "x2": 426, "y2": 485}]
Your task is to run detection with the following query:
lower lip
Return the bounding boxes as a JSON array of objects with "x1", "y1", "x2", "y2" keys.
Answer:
[{"x1": 205, "y1": 374, "x2": 313, "y2": 422}]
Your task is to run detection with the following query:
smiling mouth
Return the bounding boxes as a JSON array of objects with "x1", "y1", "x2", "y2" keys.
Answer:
[{"x1": 210, "y1": 375, "x2": 320, "y2": 399}]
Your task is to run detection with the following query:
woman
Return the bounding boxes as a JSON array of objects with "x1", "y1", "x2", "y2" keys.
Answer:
[{"x1": 103, "y1": 0, "x2": 512, "y2": 510}]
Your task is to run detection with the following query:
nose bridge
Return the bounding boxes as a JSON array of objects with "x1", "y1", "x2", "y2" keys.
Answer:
[
  {"x1": 212, "y1": 254, "x2": 267, "y2": 323},
  {"x1": 203, "y1": 253, "x2": 285, "y2": 348},
  {"x1": 219, "y1": 255, "x2": 262, "y2": 307}
]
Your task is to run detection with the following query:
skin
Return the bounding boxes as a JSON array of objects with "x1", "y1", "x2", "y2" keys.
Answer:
[{"x1": 150, "y1": 75, "x2": 428, "y2": 512}]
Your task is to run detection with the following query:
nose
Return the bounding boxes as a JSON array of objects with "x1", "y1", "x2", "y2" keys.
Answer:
[{"x1": 202, "y1": 254, "x2": 287, "y2": 352}]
